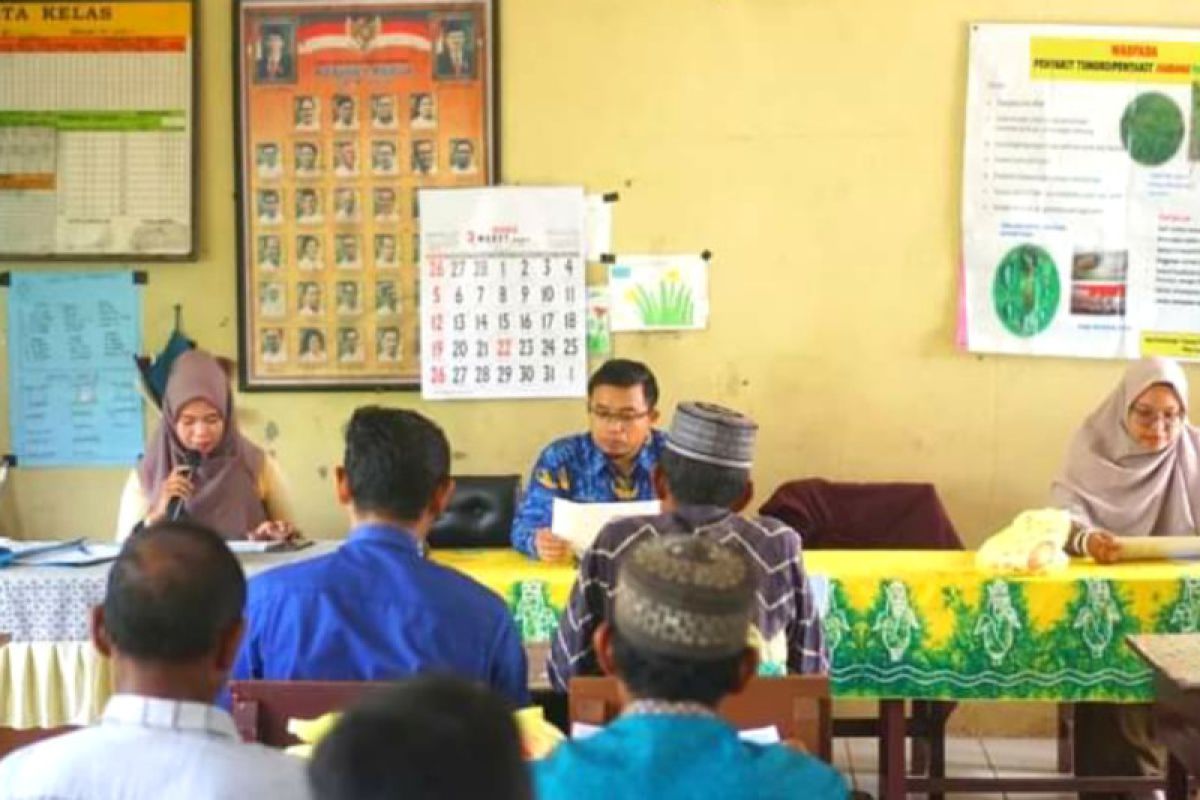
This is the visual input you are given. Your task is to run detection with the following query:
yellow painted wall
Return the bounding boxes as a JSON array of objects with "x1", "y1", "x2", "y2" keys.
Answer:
[{"x1": 2, "y1": 0, "x2": 1198, "y2": 548}]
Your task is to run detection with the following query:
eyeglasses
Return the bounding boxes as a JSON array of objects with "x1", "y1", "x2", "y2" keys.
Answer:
[
  {"x1": 589, "y1": 407, "x2": 652, "y2": 427},
  {"x1": 1130, "y1": 404, "x2": 1183, "y2": 428}
]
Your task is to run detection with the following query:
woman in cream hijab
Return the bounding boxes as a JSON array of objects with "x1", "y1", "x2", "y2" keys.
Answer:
[{"x1": 1051, "y1": 356, "x2": 1195, "y2": 797}]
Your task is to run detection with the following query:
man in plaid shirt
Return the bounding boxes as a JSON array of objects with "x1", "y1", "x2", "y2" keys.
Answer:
[{"x1": 548, "y1": 401, "x2": 827, "y2": 691}]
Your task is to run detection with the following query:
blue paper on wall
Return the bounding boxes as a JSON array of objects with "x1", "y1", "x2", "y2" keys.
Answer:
[{"x1": 8, "y1": 272, "x2": 144, "y2": 467}]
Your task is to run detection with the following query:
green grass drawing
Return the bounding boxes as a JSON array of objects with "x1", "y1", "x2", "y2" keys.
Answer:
[{"x1": 630, "y1": 279, "x2": 695, "y2": 326}]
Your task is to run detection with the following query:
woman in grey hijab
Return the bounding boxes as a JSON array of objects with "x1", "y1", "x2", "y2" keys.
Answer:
[
  {"x1": 1051, "y1": 357, "x2": 1195, "y2": 798},
  {"x1": 1053, "y1": 356, "x2": 1200, "y2": 561}
]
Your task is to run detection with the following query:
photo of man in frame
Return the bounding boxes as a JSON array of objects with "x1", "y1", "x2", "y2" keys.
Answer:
[
  {"x1": 260, "y1": 327, "x2": 287, "y2": 364},
  {"x1": 294, "y1": 141, "x2": 320, "y2": 178},
  {"x1": 298, "y1": 328, "x2": 327, "y2": 363},
  {"x1": 332, "y1": 94, "x2": 358, "y2": 131},
  {"x1": 333, "y1": 140, "x2": 359, "y2": 176},
  {"x1": 334, "y1": 188, "x2": 359, "y2": 222},
  {"x1": 377, "y1": 326, "x2": 402, "y2": 362},
  {"x1": 433, "y1": 18, "x2": 476, "y2": 79},
  {"x1": 335, "y1": 234, "x2": 361, "y2": 269},
  {"x1": 374, "y1": 187, "x2": 399, "y2": 221},
  {"x1": 259, "y1": 281, "x2": 286, "y2": 318},
  {"x1": 371, "y1": 140, "x2": 399, "y2": 175},
  {"x1": 297, "y1": 281, "x2": 324, "y2": 316},
  {"x1": 297, "y1": 234, "x2": 323, "y2": 271},
  {"x1": 371, "y1": 94, "x2": 399, "y2": 129},
  {"x1": 256, "y1": 142, "x2": 283, "y2": 179},
  {"x1": 376, "y1": 281, "x2": 399, "y2": 316},
  {"x1": 296, "y1": 187, "x2": 323, "y2": 224},
  {"x1": 338, "y1": 326, "x2": 366, "y2": 362},
  {"x1": 257, "y1": 235, "x2": 282, "y2": 270},
  {"x1": 411, "y1": 139, "x2": 436, "y2": 176},
  {"x1": 255, "y1": 21, "x2": 296, "y2": 83},
  {"x1": 294, "y1": 96, "x2": 320, "y2": 131},
  {"x1": 374, "y1": 234, "x2": 398, "y2": 268},
  {"x1": 449, "y1": 138, "x2": 477, "y2": 174},
  {"x1": 336, "y1": 280, "x2": 363, "y2": 315},
  {"x1": 410, "y1": 93, "x2": 437, "y2": 128},
  {"x1": 257, "y1": 189, "x2": 282, "y2": 225}
]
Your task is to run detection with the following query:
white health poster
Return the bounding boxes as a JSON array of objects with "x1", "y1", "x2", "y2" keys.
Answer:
[{"x1": 962, "y1": 24, "x2": 1200, "y2": 360}]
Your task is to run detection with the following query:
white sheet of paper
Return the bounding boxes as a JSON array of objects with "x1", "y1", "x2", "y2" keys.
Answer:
[
  {"x1": 571, "y1": 721, "x2": 780, "y2": 745},
  {"x1": 226, "y1": 541, "x2": 277, "y2": 554},
  {"x1": 552, "y1": 497, "x2": 661, "y2": 553},
  {"x1": 585, "y1": 194, "x2": 614, "y2": 262},
  {"x1": 570, "y1": 722, "x2": 602, "y2": 740},
  {"x1": 1115, "y1": 536, "x2": 1200, "y2": 561},
  {"x1": 7, "y1": 541, "x2": 121, "y2": 567},
  {"x1": 737, "y1": 725, "x2": 782, "y2": 745},
  {"x1": 223, "y1": 539, "x2": 317, "y2": 556}
]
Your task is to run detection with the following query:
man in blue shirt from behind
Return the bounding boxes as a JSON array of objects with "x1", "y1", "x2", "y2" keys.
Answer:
[{"x1": 231, "y1": 406, "x2": 529, "y2": 706}]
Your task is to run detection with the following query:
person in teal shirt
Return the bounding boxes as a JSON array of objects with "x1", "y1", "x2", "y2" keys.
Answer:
[{"x1": 534, "y1": 535, "x2": 847, "y2": 800}]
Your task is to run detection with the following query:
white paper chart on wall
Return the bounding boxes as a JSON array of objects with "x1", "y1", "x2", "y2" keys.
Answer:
[
  {"x1": 0, "y1": 2, "x2": 195, "y2": 260},
  {"x1": 419, "y1": 186, "x2": 587, "y2": 400}
]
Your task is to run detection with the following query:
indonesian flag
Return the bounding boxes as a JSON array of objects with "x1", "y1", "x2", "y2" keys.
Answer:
[{"x1": 298, "y1": 15, "x2": 432, "y2": 55}]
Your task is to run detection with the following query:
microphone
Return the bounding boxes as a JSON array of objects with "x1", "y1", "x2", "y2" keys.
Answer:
[{"x1": 166, "y1": 450, "x2": 202, "y2": 522}]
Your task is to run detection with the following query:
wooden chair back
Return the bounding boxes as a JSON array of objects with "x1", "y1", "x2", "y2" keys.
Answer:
[
  {"x1": 568, "y1": 675, "x2": 832, "y2": 762},
  {"x1": 229, "y1": 680, "x2": 384, "y2": 746}
]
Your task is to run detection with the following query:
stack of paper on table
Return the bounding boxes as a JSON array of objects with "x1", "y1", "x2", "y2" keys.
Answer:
[
  {"x1": 0, "y1": 538, "x2": 121, "y2": 567},
  {"x1": 1114, "y1": 536, "x2": 1200, "y2": 562},
  {"x1": 551, "y1": 498, "x2": 661, "y2": 554},
  {"x1": 226, "y1": 538, "x2": 315, "y2": 555}
]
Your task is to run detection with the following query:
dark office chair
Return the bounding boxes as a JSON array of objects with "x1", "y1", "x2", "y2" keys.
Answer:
[
  {"x1": 427, "y1": 474, "x2": 520, "y2": 549},
  {"x1": 760, "y1": 478, "x2": 964, "y2": 794}
]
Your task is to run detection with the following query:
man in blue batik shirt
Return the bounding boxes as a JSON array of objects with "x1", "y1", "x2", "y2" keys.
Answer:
[
  {"x1": 231, "y1": 406, "x2": 528, "y2": 707},
  {"x1": 512, "y1": 359, "x2": 665, "y2": 561}
]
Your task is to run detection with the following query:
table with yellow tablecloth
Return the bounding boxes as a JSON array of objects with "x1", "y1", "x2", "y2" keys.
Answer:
[
  {"x1": 0, "y1": 544, "x2": 572, "y2": 728},
  {"x1": 6, "y1": 546, "x2": 1200, "y2": 729},
  {"x1": 431, "y1": 549, "x2": 576, "y2": 642},
  {"x1": 810, "y1": 551, "x2": 1200, "y2": 703},
  {"x1": 0, "y1": 543, "x2": 337, "y2": 728},
  {"x1": 435, "y1": 550, "x2": 1200, "y2": 703}
]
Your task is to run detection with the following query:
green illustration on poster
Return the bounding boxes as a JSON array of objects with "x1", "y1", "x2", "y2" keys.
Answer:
[
  {"x1": 1121, "y1": 91, "x2": 1184, "y2": 167},
  {"x1": 992, "y1": 244, "x2": 1060, "y2": 338}
]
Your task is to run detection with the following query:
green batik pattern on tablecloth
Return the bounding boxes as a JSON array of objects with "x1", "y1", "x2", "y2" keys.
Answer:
[
  {"x1": 508, "y1": 579, "x2": 561, "y2": 643},
  {"x1": 825, "y1": 575, "x2": 1176, "y2": 702},
  {"x1": 1159, "y1": 575, "x2": 1200, "y2": 633}
]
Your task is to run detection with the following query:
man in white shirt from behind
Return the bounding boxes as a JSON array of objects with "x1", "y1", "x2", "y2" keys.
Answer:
[{"x1": 0, "y1": 520, "x2": 310, "y2": 800}]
